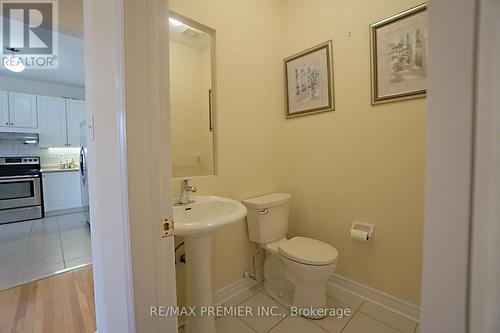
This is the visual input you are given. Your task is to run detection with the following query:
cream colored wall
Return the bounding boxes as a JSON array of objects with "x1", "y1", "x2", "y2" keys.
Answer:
[
  {"x1": 170, "y1": 41, "x2": 213, "y2": 177},
  {"x1": 171, "y1": 0, "x2": 426, "y2": 307},
  {"x1": 169, "y1": 0, "x2": 286, "y2": 304},
  {"x1": 282, "y1": 0, "x2": 426, "y2": 305}
]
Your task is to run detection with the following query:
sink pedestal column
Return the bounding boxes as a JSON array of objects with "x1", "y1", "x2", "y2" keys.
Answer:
[{"x1": 184, "y1": 232, "x2": 216, "y2": 333}]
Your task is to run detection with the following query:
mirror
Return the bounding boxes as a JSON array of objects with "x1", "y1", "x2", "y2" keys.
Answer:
[{"x1": 169, "y1": 12, "x2": 216, "y2": 178}]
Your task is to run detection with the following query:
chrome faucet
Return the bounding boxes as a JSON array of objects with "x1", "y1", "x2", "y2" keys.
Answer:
[{"x1": 177, "y1": 179, "x2": 197, "y2": 205}]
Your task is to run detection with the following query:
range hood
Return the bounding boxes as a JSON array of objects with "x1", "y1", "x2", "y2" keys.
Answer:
[{"x1": 0, "y1": 132, "x2": 39, "y2": 144}]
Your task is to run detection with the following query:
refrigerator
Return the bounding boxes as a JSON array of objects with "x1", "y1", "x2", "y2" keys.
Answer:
[{"x1": 80, "y1": 120, "x2": 90, "y2": 226}]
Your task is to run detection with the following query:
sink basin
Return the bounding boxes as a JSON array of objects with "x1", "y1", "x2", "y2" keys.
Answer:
[
  {"x1": 173, "y1": 195, "x2": 247, "y2": 236},
  {"x1": 172, "y1": 195, "x2": 247, "y2": 333}
]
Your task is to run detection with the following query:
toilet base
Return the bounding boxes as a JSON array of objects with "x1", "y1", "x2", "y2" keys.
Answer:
[
  {"x1": 263, "y1": 251, "x2": 335, "y2": 319},
  {"x1": 263, "y1": 252, "x2": 294, "y2": 308},
  {"x1": 292, "y1": 283, "x2": 328, "y2": 319}
]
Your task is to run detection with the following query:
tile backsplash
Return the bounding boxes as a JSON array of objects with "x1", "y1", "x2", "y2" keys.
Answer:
[{"x1": 0, "y1": 142, "x2": 80, "y2": 167}]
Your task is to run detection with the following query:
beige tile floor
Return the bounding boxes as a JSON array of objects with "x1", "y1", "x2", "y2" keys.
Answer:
[
  {"x1": 0, "y1": 212, "x2": 92, "y2": 291},
  {"x1": 179, "y1": 283, "x2": 420, "y2": 333}
]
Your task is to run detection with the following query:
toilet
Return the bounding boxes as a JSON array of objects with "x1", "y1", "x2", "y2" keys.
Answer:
[{"x1": 242, "y1": 193, "x2": 338, "y2": 319}]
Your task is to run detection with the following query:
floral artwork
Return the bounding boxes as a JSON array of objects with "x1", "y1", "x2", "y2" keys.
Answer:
[
  {"x1": 371, "y1": 4, "x2": 427, "y2": 104},
  {"x1": 284, "y1": 41, "x2": 334, "y2": 118}
]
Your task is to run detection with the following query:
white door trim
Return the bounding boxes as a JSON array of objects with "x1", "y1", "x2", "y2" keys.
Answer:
[
  {"x1": 84, "y1": 0, "x2": 136, "y2": 331},
  {"x1": 420, "y1": 0, "x2": 478, "y2": 332},
  {"x1": 84, "y1": 0, "x2": 176, "y2": 332},
  {"x1": 115, "y1": 0, "x2": 137, "y2": 329},
  {"x1": 468, "y1": 0, "x2": 500, "y2": 332},
  {"x1": 121, "y1": 0, "x2": 178, "y2": 331}
]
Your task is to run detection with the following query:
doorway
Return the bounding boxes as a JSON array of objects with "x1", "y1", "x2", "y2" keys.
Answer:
[{"x1": 0, "y1": 0, "x2": 96, "y2": 331}]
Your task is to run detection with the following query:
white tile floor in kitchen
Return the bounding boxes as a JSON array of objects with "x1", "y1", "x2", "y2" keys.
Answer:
[
  {"x1": 179, "y1": 283, "x2": 420, "y2": 333},
  {"x1": 0, "y1": 212, "x2": 91, "y2": 290}
]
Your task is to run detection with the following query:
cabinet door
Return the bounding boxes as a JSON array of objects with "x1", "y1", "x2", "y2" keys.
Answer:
[
  {"x1": 8, "y1": 92, "x2": 37, "y2": 128},
  {"x1": 0, "y1": 91, "x2": 9, "y2": 128},
  {"x1": 38, "y1": 96, "x2": 67, "y2": 148},
  {"x1": 42, "y1": 171, "x2": 82, "y2": 212},
  {"x1": 65, "y1": 99, "x2": 85, "y2": 147}
]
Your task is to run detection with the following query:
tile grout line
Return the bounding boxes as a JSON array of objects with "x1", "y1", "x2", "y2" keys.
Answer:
[
  {"x1": 338, "y1": 307, "x2": 360, "y2": 333},
  {"x1": 257, "y1": 288, "x2": 290, "y2": 333},
  {"x1": 256, "y1": 287, "x2": 343, "y2": 333},
  {"x1": 355, "y1": 300, "x2": 418, "y2": 333},
  {"x1": 221, "y1": 283, "x2": 414, "y2": 333},
  {"x1": 265, "y1": 313, "x2": 289, "y2": 333},
  {"x1": 235, "y1": 288, "x2": 290, "y2": 333},
  {"x1": 229, "y1": 288, "x2": 260, "y2": 306},
  {"x1": 235, "y1": 316, "x2": 259, "y2": 333},
  {"x1": 303, "y1": 316, "x2": 329, "y2": 333},
  {"x1": 56, "y1": 216, "x2": 67, "y2": 268},
  {"x1": 260, "y1": 287, "x2": 359, "y2": 333},
  {"x1": 339, "y1": 300, "x2": 366, "y2": 333},
  {"x1": 19, "y1": 221, "x2": 35, "y2": 277},
  {"x1": 305, "y1": 309, "x2": 356, "y2": 333},
  {"x1": 353, "y1": 308, "x2": 411, "y2": 333}
]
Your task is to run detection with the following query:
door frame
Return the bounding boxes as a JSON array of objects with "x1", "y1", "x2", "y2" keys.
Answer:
[
  {"x1": 85, "y1": 0, "x2": 499, "y2": 332},
  {"x1": 421, "y1": 0, "x2": 500, "y2": 332},
  {"x1": 468, "y1": 0, "x2": 500, "y2": 331},
  {"x1": 84, "y1": 0, "x2": 177, "y2": 332},
  {"x1": 421, "y1": 0, "x2": 478, "y2": 331}
]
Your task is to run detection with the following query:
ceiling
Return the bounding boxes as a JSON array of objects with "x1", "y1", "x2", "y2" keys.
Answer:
[
  {"x1": 0, "y1": 0, "x2": 84, "y2": 87},
  {"x1": 0, "y1": 25, "x2": 208, "y2": 89},
  {"x1": 0, "y1": 33, "x2": 85, "y2": 88},
  {"x1": 169, "y1": 20, "x2": 210, "y2": 51}
]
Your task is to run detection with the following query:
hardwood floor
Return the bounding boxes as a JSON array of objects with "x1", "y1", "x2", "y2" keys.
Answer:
[{"x1": 0, "y1": 266, "x2": 96, "y2": 333}]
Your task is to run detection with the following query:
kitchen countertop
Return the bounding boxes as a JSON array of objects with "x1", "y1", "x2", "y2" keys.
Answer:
[{"x1": 40, "y1": 167, "x2": 80, "y2": 173}]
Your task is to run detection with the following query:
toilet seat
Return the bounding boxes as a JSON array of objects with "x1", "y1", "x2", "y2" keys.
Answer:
[
  {"x1": 279, "y1": 237, "x2": 338, "y2": 266},
  {"x1": 264, "y1": 237, "x2": 288, "y2": 255}
]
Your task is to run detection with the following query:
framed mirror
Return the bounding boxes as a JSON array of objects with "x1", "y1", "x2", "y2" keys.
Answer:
[{"x1": 169, "y1": 11, "x2": 216, "y2": 178}]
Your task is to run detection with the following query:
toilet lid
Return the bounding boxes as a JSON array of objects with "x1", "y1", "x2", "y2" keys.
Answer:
[{"x1": 279, "y1": 237, "x2": 338, "y2": 266}]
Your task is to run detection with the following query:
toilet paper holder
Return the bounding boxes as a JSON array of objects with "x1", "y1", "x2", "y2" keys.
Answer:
[{"x1": 350, "y1": 221, "x2": 374, "y2": 242}]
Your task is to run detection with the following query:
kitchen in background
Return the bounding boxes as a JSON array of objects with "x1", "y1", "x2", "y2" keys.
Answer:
[{"x1": 0, "y1": 31, "x2": 91, "y2": 290}]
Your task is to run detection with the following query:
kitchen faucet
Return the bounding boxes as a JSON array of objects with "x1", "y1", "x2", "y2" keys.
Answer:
[{"x1": 177, "y1": 179, "x2": 197, "y2": 205}]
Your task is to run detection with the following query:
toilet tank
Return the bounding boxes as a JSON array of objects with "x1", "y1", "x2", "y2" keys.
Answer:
[{"x1": 242, "y1": 193, "x2": 291, "y2": 244}]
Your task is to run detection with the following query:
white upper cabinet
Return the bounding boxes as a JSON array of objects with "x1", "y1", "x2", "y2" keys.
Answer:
[
  {"x1": 38, "y1": 96, "x2": 85, "y2": 148},
  {"x1": 8, "y1": 92, "x2": 38, "y2": 128},
  {"x1": 66, "y1": 99, "x2": 85, "y2": 147},
  {"x1": 0, "y1": 91, "x2": 9, "y2": 128},
  {"x1": 38, "y1": 96, "x2": 67, "y2": 148},
  {"x1": 0, "y1": 90, "x2": 85, "y2": 140}
]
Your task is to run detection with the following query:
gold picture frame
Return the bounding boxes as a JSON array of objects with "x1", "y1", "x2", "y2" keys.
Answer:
[
  {"x1": 370, "y1": 3, "x2": 427, "y2": 105},
  {"x1": 284, "y1": 40, "x2": 335, "y2": 118}
]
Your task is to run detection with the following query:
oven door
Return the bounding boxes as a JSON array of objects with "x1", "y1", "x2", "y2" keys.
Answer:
[{"x1": 0, "y1": 175, "x2": 42, "y2": 210}]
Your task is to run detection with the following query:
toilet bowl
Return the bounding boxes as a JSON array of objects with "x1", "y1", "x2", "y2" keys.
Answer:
[
  {"x1": 242, "y1": 194, "x2": 339, "y2": 319},
  {"x1": 280, "y1": 237, "x2": 338, "y2": 317}
]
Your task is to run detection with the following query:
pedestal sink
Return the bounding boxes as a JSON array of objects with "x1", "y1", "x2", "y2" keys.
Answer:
[{"x1": 173, "y1": 195, "x2": 247, "y2": 333}]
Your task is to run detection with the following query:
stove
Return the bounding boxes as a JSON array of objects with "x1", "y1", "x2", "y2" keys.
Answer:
[{"x1": 0, "y1": 156, "x2": 43, "y2": 224}]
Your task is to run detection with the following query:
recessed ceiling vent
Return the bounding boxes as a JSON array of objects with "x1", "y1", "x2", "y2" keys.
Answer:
[{"x1": 182, "y1": 28, "x2": 201, "y2": 38}]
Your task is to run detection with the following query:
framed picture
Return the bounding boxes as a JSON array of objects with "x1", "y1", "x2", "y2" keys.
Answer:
[
  {"x1": 370, "y1": 3, "x2": 427, "y2": 104},
  {"x1": 284, "y1": 40, "x2": 334, "y2": 118}
]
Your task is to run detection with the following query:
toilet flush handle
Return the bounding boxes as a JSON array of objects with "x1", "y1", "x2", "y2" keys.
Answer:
[{"x1": 259, "y1": 208, "x2": 269, "y2": 215}]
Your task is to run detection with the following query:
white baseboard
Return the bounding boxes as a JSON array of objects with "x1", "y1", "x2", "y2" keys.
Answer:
[
  {"x1": 213, "y1": 277, "x2": 258, "y2": 306},
  {"x1": 210, "y1": 273, "x2": 420, "y2": 323},
  {"x1": 327, "y1": 273, "x2": 420, "y2": 323},
  {"x1": 177, "y1": 277, "x2": 257, "y2": 329}
]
